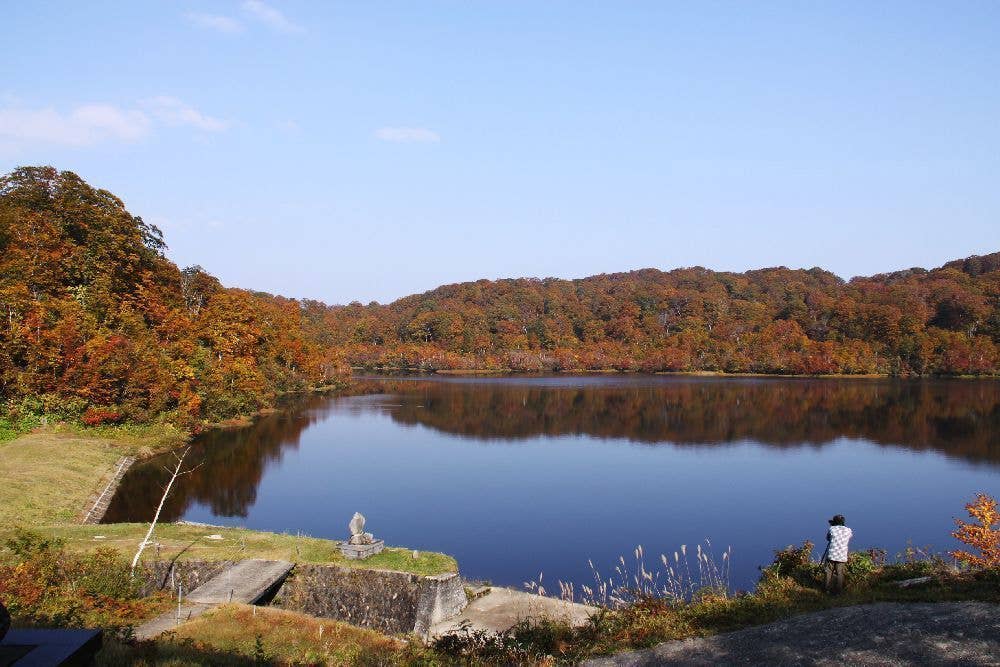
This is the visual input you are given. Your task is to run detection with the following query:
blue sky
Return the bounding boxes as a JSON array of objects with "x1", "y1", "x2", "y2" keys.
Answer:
[{"x1": 3, "y1": 1, "x2": 999, "y2": 304}]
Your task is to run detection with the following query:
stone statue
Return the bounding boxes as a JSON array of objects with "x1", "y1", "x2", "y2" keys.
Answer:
[
  {"x1": 340, "y1": 511, "x2": 384, "y2": 559},
  {"x1": 348, "y1": 511, "x2": 374, "y2": 545}
]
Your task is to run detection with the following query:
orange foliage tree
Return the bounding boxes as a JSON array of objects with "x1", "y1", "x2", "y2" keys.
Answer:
[
  {"x1": 950, "y1": 493, "x2": 1000, "y2": 568},
  {"x1": 0, "y1": 166, "x2": 349, "y2": 427}
]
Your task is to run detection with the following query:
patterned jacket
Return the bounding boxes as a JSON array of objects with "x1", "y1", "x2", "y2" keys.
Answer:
[{"x1": 826, "y1": 525, "x2": 853, "y2": 563}]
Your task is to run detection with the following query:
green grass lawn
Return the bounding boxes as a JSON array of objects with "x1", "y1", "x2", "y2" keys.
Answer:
[{"x1": 38, "y1": 523, "x2": 456, "y2": 576}]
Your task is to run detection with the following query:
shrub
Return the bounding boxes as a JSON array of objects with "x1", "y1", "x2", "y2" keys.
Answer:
[
  {"x1": 950, "y1": 493, "x2": 1000, "y2": 569},
  {"x1": 0, "y1": 529, "x2": 152, "y2": 633},
  {"x1": 36, "y1": 394, "x2": 89, "y2": 420},
  {"x1": 880, "y1": 543, "x2": 947, "y2": 581},
  {"x1": 81, "y1": 407, "x2": 124, "y2": 426},
  {"x1": 759, "y1": 541, "x2": 821, "y2": 589},
  {"x1": 881, "y1": 559, "x2": 934, "y2": 581},
  {"x1": 432, "y1": 620, "x2": 543, "y2": 664},
  {"x1": 845, "y1": 548, "x2": 886, "y2": 587},
  {"x1": 5, "y1": 527, "x2": 65, "y2": 560},
  {"x1": 73, "y1": 548, "x2": 141, "y2": 600}
]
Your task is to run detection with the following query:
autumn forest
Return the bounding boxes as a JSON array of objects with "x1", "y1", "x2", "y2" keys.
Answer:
[{"x1": 2, "y1": 167, "x2": 999, "y2": 428}]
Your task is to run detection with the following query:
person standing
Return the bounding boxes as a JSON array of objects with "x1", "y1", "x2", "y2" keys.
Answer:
[{"x1": 822, "y1": 514, "x2": 852, "y2": 594}]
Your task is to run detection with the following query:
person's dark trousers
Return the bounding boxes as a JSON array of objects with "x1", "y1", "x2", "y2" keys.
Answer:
[{"x1": 824, "y1": 560, "x2": 846, "y2": 594}]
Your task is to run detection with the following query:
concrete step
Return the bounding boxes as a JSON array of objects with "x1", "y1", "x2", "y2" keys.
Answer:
[{"x1": 81, "y1": 456, "x2": 135, "y2": 524}]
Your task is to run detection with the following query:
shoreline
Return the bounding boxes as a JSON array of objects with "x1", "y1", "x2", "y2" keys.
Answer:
[
  {"x1": 356, "y1": 367, "x2": 998, "y2": 380},
  {"x1": 8, "y1": 370, "x2": 997, "y2": 536}
]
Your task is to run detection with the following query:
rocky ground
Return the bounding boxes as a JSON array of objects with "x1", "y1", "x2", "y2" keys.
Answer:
[{"x1": 582, "y1": 602, "x2": 1000, "y2": 666}]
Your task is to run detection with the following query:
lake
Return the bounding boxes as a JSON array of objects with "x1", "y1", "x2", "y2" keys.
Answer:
[{"x1": 105, "y1": 375, "x2": 1000, "y2": 593}]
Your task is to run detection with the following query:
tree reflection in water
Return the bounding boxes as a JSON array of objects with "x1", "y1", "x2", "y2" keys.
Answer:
[{"x1": 104, "y1": 377, "x2": 1000, "y2": 524}]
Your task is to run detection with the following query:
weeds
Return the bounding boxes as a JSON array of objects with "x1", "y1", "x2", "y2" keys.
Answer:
[
  {"x1": 432, "y1": 620, "x2": 543, "y2": 664},
  {"x1": 0, "y1": 529, "x2": 160, "y2": 634},
  {"x1": 438, "y1": 514, "x2": 1000, "y2": 665},
  {"x1": 528, "y1": 540, "x2": 732, "y2": 609}
]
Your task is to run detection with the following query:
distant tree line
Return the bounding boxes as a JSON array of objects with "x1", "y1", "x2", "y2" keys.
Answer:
[
  {"x1": 328, "y1": 252, "x2": 1000, "y2": 378},
  {"x1": 2, "y1": 167, "x2": 998, "y2": 427}
]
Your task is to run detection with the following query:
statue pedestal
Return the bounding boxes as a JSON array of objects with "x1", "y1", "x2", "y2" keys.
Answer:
[{"x1": 339, "y1": 539, "x2": 385, "y2": 560}]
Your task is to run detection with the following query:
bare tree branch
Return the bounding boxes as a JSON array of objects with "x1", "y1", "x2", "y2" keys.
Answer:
[{"x1": 131, "y1": 447, "x2": 194, "y2": 574}]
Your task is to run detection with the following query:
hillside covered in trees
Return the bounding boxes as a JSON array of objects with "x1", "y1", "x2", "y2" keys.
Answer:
[
  {"x1": 2, "y1": 167, "x2": 999, "y2": 427},
  {"x1": 328, "y1": 251, "x2": 1000, "y2": 378},
  {"x1": 0, "y1": 167, "x2": 347, "y2": 428}
]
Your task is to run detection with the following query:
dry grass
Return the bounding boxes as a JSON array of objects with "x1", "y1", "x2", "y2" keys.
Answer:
[
  {"x1": 540, "y1": 542, "x2": 731, "y2": 607},
  {"x1": 97, "y1": 604, "x2": 413, "y2": 666},
  {"x1": 0, "y1": 431, "x2": 124, "y2": 527},
  {"x1": 0, "y1": 424, "x2": 187, "y2": 528}
]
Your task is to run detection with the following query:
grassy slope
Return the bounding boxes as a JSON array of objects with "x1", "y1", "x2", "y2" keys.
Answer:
[
  {"x1": 0, "y1": 431, "x2": 124, "y2": 527},
  {"x1": 0, "y1": 423, "x2": 190, "y2": 529},
  {"x1": 98, "y1": 604, "x2": 420, "y2": 665}
]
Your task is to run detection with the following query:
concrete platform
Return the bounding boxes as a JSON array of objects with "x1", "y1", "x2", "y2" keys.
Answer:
[
  {"x1": 339, "y1": 540, "x2": 385, "y2": 560},
  {"x1": 429, "y1": 587, "x2": 597, "y2": 636},
  {"x1": 184, "y1": 559, "x2": 293, "y2": 604}
]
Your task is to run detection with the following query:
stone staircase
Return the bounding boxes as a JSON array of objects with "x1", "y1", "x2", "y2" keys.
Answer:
[{"x1": 82, "y1": 456, "x2": 135, "y2": 524}]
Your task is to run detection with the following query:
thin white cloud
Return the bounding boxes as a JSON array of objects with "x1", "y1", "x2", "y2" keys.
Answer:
[
  {"x1": 241, "y1": 0, "x2": 304, "y2": 34},
  {"x1": 185, "y1": 12, "x2": 244, "y2": 34},
  {"x1": 0, "y1": 104, "x2": 150, "y2": 147},
  {"x1": 375, "y1": 127, "x2": 441, "y2": 143},
  {"x1": 141, "y1": 96, "x2": 230, "y2": 132},
  {"x1": 0, "y1": 97, "x2": 229, "y2": 149}
]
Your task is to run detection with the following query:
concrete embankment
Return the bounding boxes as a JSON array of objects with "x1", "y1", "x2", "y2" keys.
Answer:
[
  {"x1": 272, "y1": 564, "x2": 467, "y2": 636},
  {"x1": 138, "y1": 558, "x2": 468, "y2": 638},
  {"x1": 138, "y1": 557, "x2": 597, "y2": 640},
  {"x1": 81, "y1": 455, "x2": 135, "y2": 524}
]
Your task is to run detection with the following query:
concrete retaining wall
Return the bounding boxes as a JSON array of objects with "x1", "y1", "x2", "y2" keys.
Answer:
[
  {"x1": 140, "y1": 560, "x2": 235, "y2": 598},
  {"x1": 272, "y1": 564, "x2": 466, "y2": 636}
]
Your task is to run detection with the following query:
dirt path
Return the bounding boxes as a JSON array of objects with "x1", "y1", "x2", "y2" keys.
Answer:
[{"x1": 581, "y1": 602, "x2": 1000, "y2": 666}]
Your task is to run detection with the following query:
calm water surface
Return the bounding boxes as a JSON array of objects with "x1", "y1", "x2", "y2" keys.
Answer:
[{"x1": 106, "y1": 376, "x2": 1000, "y2": 591}]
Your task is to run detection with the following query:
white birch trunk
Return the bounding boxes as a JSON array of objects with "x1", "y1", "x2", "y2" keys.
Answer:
[{"x1": 131, "y1": 447, "x2": 189, "y2": 574}]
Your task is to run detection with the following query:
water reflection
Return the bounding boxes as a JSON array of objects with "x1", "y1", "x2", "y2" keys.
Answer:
[
  {"x1": 104, "y1": 398, "x2": 330, "y2": 522},
  {"x1": 374, "y1": 377, "x2": 1000, "y2": 461},
  {"x1": 105, "y1": 376, "x2": 1000, "y2": 525}
]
